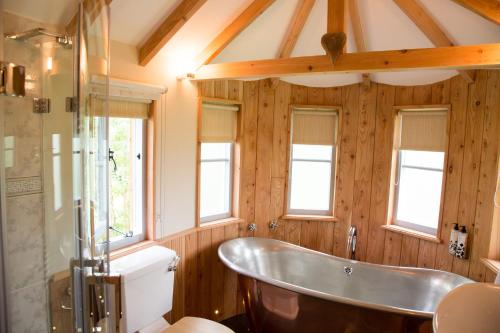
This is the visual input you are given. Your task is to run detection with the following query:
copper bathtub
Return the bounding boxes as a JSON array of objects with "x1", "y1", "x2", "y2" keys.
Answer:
[{"x1": 218, "y1": 237, "x2": 471, "y2": 333}]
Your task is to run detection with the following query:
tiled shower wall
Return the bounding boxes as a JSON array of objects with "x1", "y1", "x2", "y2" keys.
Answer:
[{"x1": 2, "y1": 12, "x2": 53, "y2": 333}]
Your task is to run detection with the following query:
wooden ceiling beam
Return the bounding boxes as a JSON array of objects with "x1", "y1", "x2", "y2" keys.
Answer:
[
  {"x1": 452, "y1": 0, "x2": 500, "y2": 25},
  {"x1": 323, "y1": 0, "x2": 346, "y2": 64},
  {"x1": 138, "y1": 0, "x2": 208, "y2": 66},
  {"x1": 193, "y1": 0, "x2": 275, "y2": 69},
  {"x1": 271, "y1": 0, "x2": 315, "y2": 87},
  {"x1": 348, "y1": 0, "x2": 370, "y2": 87},
  {"x1": 394, "y1": 0, "x2": 476, "y2": 83},
  {"x1": 192, "y1": 43, "x2": 500, "y2": 80},
  {"x1": 277, "y1": 0, "x2": 316, "y2": 59}
]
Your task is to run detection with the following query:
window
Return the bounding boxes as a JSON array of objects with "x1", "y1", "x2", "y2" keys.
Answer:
[
  {"x1": 287, "y1": 108, "x2": 338, "y2": 216},
  {"x1": 94, "y1": 98, "x2": 149, "y2": 249},
  {"x1": 199, "y1": 102, "x2": 239, "y2": 223},
  {"x1": 393, "y1": 109, "x2": 448, "y2": 235}
]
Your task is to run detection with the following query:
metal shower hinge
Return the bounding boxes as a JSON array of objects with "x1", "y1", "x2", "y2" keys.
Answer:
[{"x1": 33, "y1": 98, "x2": 50, "y2": 113}]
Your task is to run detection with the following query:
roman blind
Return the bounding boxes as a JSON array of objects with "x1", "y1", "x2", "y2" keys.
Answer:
[
  {"x1": 398, "y1": 109, "x2": 448, "y2": 152},
  {"x1": 201, "y1": 103, "x2": 239, "y2": 143},
  {"x1": 92, "y1": 97, "x2": 149, "y2": 119},
  {"x1": 292, "y1": 108, "x2": 338, "y2": 145}
]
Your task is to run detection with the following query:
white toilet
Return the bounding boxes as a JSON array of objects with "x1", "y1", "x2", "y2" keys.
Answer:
[{"x1": 111, "y1": 245, "x2": 233, "y2": 333}]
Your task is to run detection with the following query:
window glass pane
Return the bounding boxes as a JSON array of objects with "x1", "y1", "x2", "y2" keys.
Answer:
[
  {"x1": 200, "y1": 143, "x2": 232, "y2": 220},
  {"x1": 109, "y1": 117, "x2": 145, "y2": 241},
  {"x1": 400, "y1": 150, "x2": 444, "y2": 169},
  {"x1": 290, "y1": 161, "x2": 332, "y2": 211},
  {"x1": 201, "y1": 142, "x2": 231, "y2": 160},
  {"x1": 396, "y1": 159, "x2": 444, "y2": 231},
  {"x1": 292, "y1": 144, "x2": 332, "y2": 161}
]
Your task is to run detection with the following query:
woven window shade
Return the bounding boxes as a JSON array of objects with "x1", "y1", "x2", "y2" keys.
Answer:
[
  {"x1": 201, "y1": 103, "x2": 239, "y2": 143},
  {"x1": 292, "y1": 109, "x2": 338, "y2": 145},
  {"x1": 398, "y1": 110, "x2": 448, "y2": 152},
  {"x1": 92, "y1": 97, "x2": 149, "y2": 119}
]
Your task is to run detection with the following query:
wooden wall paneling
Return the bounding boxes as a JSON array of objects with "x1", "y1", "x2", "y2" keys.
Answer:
[
  {"x1": 468, "y1": 71, "x2": 500, "y2": 280},
  {"x1": 351, "y1": 82, "x2": 377, "y2": 261},
  {"x1": 333, "y1": 84, "x2": 360, "y2": 257},
  {"x1": 414, "y1": 84, "x2": 439, "y2": 269},
  {"x1": 366, "y1": 84, "x2": 396, "y2": 263},
  {"x1": 291, "y1": 84, "x2": 308, "y2": 104},
  {"x1": 284, "y1": 220, "x2": 302, "y2": 245},
  {"x1": 228, "y1": 80, "x2": 244, "y2": 101},
  {"x1": 197, "y1": 230, "x2": 212, "y2": 319},
  {"x1": 382, "y1": 85, "x2": 413, "y2": 265},
  {"x1": 317, "y1": 221, "x2": 335, "y2": 254},
  {"x1": 307, "y1": 87, "x2": 325, "y2": 105},
  {"x1": 324, "y1": 87, "x2": 342, "y2": 105},
  {"x1": 383, "y1": 231, "x2": 402, "y2": 265},
  {"x1": 453, "y1": 70, "x2": 488, "y2": 276},
  {"x1": 239, "y1": 81, "x2": 259, "y2": 229},
  {"x1": 431, "y1": 80, "x2": 451, "y2": 105},
  {"x1": 223, "y1": 224, "x2": 240, "y2": 318},
  {"x1": 199, "y1": 81, "x2": 215, "y2": 98},
  {"x1": 214, "y1": 80, "x2": 229, "y2": 99},
  {"x1": 399, "y1": 236, "x2": 420, "y2": 267},
  {"x1": 254, "y1": 79, "x2": 275, "y2": 238},
  {"x1": 184, "y1": 231, "x2": 199, "y2": 317},
  {"x1": 169, "y1": 237, "x2": 186, "y2": 322},
  {"x1": 270, "y1": 177, "x2": 286, "y2": 240},
  {"x1": 435, "y1": 76, "x2": 469, "y2": 271},
  {"x1": 272, "y1": 82, "x2": 292, "y2": 179},
  {"x1": 210, "y1": 227, "x2": 225, "y2": 320},
  {"x1": 300, "y1": 220, "x2": 320, "y2": 251}
]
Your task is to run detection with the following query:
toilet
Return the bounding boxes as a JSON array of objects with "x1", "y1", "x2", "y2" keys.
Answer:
[{"x1": 110, "y1": 245, "x2": 233, "y2": 333}]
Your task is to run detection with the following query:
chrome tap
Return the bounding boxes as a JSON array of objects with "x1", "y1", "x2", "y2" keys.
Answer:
[{"x1": 347, "y1": 226, "x2": 357, "y2": 260}]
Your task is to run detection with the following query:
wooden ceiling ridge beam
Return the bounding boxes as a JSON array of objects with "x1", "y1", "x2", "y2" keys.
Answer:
[
  {"x1": 348, "y1": 0, "x2": 371, "y2": 88},
  {"x1": 138, "y1": 0, "x2": 208, "y2": 66},
  {"x1": 393, "y1": 0, "x2": 476, "y2": 83},
  {"x1": 192, "y1": 43, "x2": 500, "y2": 80},
  {"x1": 322, "y1": 0, "x2": 346, "y2": 64},
  {"x1": 452, "y1": 0, "x2": 500, "y2": 25},
  {"x1": 270, "y1": 0, "x2": 316, "y2": 88},
  {"x1": 192, "y1": 0, "x2": 276, "y2": 70}
]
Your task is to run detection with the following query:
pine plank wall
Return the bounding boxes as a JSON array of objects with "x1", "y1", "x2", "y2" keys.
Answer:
[{"x1": 154, "y1": 70, "x2": 500, "y2": 324}]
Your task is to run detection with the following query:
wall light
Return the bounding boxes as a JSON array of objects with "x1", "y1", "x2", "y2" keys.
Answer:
[{"x1": 47, "y1": 56, "x2": 53, "y2": 71}]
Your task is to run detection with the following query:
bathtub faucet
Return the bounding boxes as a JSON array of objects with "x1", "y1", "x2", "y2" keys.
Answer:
[{"x1": 347, "y1": 226, "x2": 357, "y2": 260}]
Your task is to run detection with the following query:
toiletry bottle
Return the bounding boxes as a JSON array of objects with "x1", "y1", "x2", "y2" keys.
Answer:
[
  {"x1": 455, "y1": 226, "x2": 467, "y2": 259},
  {"x1": 449, "y1": 223, "x2": 459, "y2": 255}
]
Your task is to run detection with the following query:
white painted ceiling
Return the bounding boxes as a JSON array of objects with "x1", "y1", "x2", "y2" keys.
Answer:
[{"x1": 4, "y1": 0, "x2": 500, "y2": 87}]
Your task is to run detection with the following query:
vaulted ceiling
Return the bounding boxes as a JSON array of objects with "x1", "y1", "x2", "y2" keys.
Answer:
[{"x1": 4, "y1": 0, "x2": 500, "y2": 86}]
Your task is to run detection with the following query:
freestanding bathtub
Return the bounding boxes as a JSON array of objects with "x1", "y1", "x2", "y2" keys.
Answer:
[{"x1": 218, "y1": 237, "x2": 472, "y2": 333}]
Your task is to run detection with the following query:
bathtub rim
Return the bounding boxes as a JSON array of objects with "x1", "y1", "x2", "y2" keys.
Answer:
[{"x1": 218, "y1": 237, "x2": 473, "y2": 319}]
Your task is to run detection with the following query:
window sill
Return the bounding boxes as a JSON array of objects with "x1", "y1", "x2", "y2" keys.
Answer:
[
  {"x1": 199, "y1": 217, "x2": 244, "y2": 229},
  {"x1": 481, "y1": 258, "x2": 500, "y2": 274},
  {"x1": 110, "y1": 240, "x2": 156, "y2": 261},
  {"x1": 381, "y1": 225, "x2": 441, "y2": 244},
  {"x1": 280, "y1": 214, "x2": 338, "y2": 222}
]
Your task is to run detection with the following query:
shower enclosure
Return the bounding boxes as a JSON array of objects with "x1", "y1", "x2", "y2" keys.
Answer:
[{"x1": 0, "y1": 1, "x2": 114, "y2": 332}]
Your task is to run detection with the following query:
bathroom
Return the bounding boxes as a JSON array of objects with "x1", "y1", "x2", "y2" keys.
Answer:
[{"x1": 0, "y1": 0, "x2": 499, "y2": 332}]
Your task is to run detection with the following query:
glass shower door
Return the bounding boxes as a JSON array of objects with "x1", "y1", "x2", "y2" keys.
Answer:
[
  {"x1": 0, "y1": 1, "x2": 114, "y2": 332},
  {"x1": 71, "y1": 1, "x2": 114, "y2": 332}
]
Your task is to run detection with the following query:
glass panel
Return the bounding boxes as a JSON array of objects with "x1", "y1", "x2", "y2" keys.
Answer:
[
  {"x1": 396, "y1": 150, "x2": 445, "y2": 233},
  {"x1": 292, "y1": 144, "x2": 332, "y2": 161},
  {"x1": 289, "y1": 161, "x2": 332, "y2": 212},
  {"x1": 109, "y1": 117, "x2": 145, "y2": 245},
  {"x1": 200, "y1": 143, "x2": 232, "y2": 221}
]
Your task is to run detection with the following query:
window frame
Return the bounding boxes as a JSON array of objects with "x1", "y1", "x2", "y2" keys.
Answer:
[
  {"x1": 197, "y1": 98, "x2": 242, "y2": 226},
  {"x1": 108, "y1": 117, "x2": 148, "y2": 251},
  {"x1": 199, "y1": 142, "x2": 235, "y2": 224},
  {"x1": 388, "y1": 105, "x2": 451, "y2": 238},
  {"x1": 285, "y1": 105, "x2": 340, "y2": 218}
]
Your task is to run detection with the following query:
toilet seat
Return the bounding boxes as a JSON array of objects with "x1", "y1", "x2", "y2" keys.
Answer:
[{"x1": 162, "y1": 317, "x2": 234, "y2": 333}]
